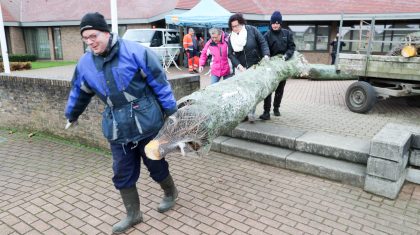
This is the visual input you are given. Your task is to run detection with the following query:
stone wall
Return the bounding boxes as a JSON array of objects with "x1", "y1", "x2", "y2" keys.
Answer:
[{"x1": 0, "y1": 74, "x2": 199, "y2": 149}]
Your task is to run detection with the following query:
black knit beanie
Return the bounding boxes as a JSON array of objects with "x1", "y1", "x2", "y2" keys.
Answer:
[
  {"x1": 80, "y1": 12, "x2": 110, "y2": 35},
  {"x1": 270, "y1": 11, "x2": 282, "y2": 24}
]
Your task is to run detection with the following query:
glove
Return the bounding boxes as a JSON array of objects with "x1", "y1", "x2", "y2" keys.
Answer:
[
  {"x1": 198, "y1": 66, "x2": 204, "y2": 73},
  {"x1": 65, "y1": 119, "x2": 78, "y2": 130},
  {"x1": 263, "y1": 55, "x2": 270, "y2": 61}
]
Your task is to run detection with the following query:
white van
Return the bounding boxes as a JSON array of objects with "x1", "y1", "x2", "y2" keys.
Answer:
[{"x1": 122, "y1": 28, "x2": 182, "y2": 62}]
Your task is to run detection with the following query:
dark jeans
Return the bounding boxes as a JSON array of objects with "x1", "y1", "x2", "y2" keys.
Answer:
[
  {"x1": 263, "y1": 80, "x2": 286, "y2": 112},
  {"x1": 331, "y1": 53, "x2": 336, "y2": 65},
  {"x1": 110, "y1": 134, "x2": 169, "y2": 189}
]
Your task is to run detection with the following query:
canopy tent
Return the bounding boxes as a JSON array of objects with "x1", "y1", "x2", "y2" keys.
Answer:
[{"x1": 165, "y1": 0, "x2": 232, "y2": 28}]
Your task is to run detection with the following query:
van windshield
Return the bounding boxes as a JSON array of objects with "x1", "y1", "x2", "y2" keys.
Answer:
[{"x1": 123, "y1": 30, "x2": 155, "y2": 43}]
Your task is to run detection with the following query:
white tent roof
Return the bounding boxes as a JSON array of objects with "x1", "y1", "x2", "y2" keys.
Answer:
[{"x1": 165, "y1": 0, "x2": 232, "y2": 28}]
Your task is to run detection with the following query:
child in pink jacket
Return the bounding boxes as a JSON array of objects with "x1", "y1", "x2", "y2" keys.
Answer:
[{"x1": 199, "y1": 28, "x2": 233, "y2": 84}]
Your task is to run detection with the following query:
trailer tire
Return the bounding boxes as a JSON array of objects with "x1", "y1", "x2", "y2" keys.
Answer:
[
  {"x1": 406, "y1": 96, "x2": 420, "y2": 108},
  {"x1": 345, "y1": 81, "x2": 376, "y2": 113}
]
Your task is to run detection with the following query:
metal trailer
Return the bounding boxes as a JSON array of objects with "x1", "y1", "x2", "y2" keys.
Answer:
[{"x1": 335, "y1": 14, "x2": 420, "y2": 113}]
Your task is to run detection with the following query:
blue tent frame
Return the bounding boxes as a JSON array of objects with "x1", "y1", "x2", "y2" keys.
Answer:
[{"x1": 165, "y1": 0, "x2": 232, "y2": 28}]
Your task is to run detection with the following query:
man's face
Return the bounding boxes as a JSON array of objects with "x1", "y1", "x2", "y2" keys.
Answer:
[
  {"x1": 211, "y1": 34, "x2": 221, "y2": 43},
  {"x1": 271, "y1": 22, "x2": 281, "y2": 31},
  {"x1": 81, "y1": 29, "x2": 110, "y2": 54}
]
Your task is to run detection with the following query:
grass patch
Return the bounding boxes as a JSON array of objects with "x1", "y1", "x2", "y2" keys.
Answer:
[{"x1": 31, "y1": 60, "x2": 76, "y2": 69}]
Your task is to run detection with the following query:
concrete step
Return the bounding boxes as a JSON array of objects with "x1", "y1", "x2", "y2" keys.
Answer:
[
  {"x1": 230, "y1": 122, "x2": 371, "y2": 164},
  {"x1": 212, "y1": 137, "x2": 366, "y2": 187}
]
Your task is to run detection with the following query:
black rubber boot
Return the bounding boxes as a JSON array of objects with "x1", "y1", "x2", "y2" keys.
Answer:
[
  {"x1": 112, "y1": 187, "x2": 143, "y2": 234},
  {"x1": 157, "y1": 174, "x2": 178, "y2": 213},
  {"x1": 259, "y1": 111, "x2": 270, "y2": 120},
  {"x1": 273, "y1": 108, "x2": 281, "y2": 116}
]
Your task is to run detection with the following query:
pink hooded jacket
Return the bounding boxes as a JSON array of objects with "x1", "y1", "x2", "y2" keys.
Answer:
[{"x1": 199, "y1": 32, "x2": 232, "y2": 77}]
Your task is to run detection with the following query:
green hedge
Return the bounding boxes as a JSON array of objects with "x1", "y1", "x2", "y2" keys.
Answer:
[{"x1": 0, "y1": 54, "x2": 37, "y2": 62}]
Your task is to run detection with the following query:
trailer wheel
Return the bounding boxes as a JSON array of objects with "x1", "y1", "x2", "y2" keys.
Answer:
[
  {"x1": 406, "y1": 96, "x2": 420, "y2": 108},
  {"x1": 345, "y1": 81, "x2": 376, "y2": 113}
]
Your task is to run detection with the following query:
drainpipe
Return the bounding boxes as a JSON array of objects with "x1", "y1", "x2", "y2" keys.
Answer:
[
  {"x1": 110, "y1": 0, "x2": 118, "y2": 35},
  {"x1": 0, "y1": 4, "x2": 10, "y2": 74}
]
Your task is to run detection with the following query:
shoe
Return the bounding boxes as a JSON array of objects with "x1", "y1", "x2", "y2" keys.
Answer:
[
  {"x1": 248, "y1": 114, "x2": 256, "y2": 123},
  {"x1": 157, "y1": 174, "x2": 178, "y2": 213},
  {"x1": 242, "y1": 116, "x2": 248, "y2": 122},
  {"x1": 112, "y1": 187, "x2": 143, "y2": 234},
  {"x1": 273, "y1": 108, "x2": 281, "y2": 116},
  {"x1": 189, "y1": 71, "x2": 195, "y2": 74},
  {"x1": 259, "y1": 111, "x2": 270, "y2": 120}
]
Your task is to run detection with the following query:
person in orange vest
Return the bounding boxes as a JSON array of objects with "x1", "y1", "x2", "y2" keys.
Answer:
[{"x1": 183, "y1": 28, "x2": 199, "y2": 73}]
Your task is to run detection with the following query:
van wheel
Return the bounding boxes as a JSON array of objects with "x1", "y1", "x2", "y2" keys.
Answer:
[{"x1": 345, "y1": 81, "x2": 376, "y2": 113}]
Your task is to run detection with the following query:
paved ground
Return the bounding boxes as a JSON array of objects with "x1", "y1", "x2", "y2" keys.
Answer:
[
  {"x1": 2, "y1": 65, "x2": 420, "y2": 234},
  {"x1": 1, "y1": 130, "x2": 420, "y2": 235}
]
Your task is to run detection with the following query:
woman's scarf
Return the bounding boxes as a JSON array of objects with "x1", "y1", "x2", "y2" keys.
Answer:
[{"x1": 230, "y1": 26, "x2": 247, "y2": 52}]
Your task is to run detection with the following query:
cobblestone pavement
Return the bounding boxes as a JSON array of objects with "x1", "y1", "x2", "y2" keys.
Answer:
[
  {"x1": 3, "y1": 65, "x2": 420, "y2": 234},
  {"x1": 1, "y1": 131, "x2": 420, "y2": 235},
  {"x1": 258, "y1": 79, "x2": 420, "y2": 140}
]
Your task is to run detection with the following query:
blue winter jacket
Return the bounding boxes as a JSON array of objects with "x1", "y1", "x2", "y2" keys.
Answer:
[{"x1": 65, "y1": 34, "x2": 177, "y2": 144}]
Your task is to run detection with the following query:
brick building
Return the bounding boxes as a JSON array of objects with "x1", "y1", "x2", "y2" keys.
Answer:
[{"x1": 1, "y1": 0, "x2": 420, "y2": 63}]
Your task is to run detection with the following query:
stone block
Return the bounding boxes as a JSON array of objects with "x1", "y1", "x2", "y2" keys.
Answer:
[
  {"x1": 220, "y1": 138, "x2": 293, "y2": 168},
  {"x1": 286, "y1": 151, "x2": 366, "y2": 187},
  {"x1": 210, "y1": 136, "x2": 231, "y2": 152},
  {"x1": 370, "y1": 126, "x2": 412, "y2": 162},
  {"x1": 295, "y1": 131, "x2": 370, "y2": 164},
  {"x1": 406, "y1": 167, "x2": 420, "y2": 184},
  {"x1": 366, "y1": 153, "x2": 408, "y2": 181},
  {"x1": 413, "y1": 134, "x2": 420, "y2": 149},
  {"x1": 409, "y1": 149, "x2": 420, "y2": 167},
  {"x1": 364, "y1": 173, "x2": 406, "y2": 199},
  {"x1": 382, "y1": 123, "x2": 420, "y2": 149},
  {"x1": 230, "y1": 122, "x2": 306, "y2": 150}
]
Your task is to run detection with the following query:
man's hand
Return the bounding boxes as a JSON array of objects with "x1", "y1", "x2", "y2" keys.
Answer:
[
  {"x1": 198, "y1": 66, "x2": 204, "y2": 73},
  {"x1": 263, "y1": 55, "x2": 270, "y2": 61},
  {"x1": 65, "y1": 120, "x2": 78, "y2": 130},
  {"x1": 282, "y1": 55, "x2": 290, "y2": 61}
]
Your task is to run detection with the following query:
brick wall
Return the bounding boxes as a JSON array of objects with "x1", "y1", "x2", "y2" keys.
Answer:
[
  {"x1": 0, "y1": 74, "x2": 200, "y2": 149},
  {"x1": 302, "y1": 52, "x2": 331, "y2": 65},
  {"x1": 61, "y1": 26, "x2": 85, "y2": 61},
  {"x1": 9, "y1": 27, "x2": 26, "y2": 55}
]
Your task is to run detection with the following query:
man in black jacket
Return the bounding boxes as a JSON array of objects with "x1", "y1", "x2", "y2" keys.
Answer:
[
  {"x1": 260, "y1": 11, "x2": 295, "y2": 120},
  {"x1": 330, "y1": 33, "x2": 346, "y2": 65}
]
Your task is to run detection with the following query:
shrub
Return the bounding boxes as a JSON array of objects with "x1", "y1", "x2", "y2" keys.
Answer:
[
  {"x1": 0, "y1": 54, "x2": 37, "y2": 62},
  {"x1": 0, "y1": 62, "x2": 32, "y2": 72}
]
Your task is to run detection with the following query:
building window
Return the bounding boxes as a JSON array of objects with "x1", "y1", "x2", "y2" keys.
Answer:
[
  {"x1": 52, "y1": 27, "x2": 63, "y2": 60},
  {"x1": 288, "y1": 24, "x2": 330, "y2": 51},
  {"x1": 315, "y1": 25, "x2": 329, "y2": 50},
  {"x1": 23, "y1": 28, "x2": 51, "y2": 59},
  {"x1": 289, "y1": 25, "x2": 315, "y2": 51}
]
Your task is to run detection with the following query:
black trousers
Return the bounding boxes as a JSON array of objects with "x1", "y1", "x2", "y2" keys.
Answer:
[
  {"x1": 331, "y1": 53, "x2": 336, "y2": 65},
  {"x1": 263, "y1": 80, "x2": 286, "y2": 112}
]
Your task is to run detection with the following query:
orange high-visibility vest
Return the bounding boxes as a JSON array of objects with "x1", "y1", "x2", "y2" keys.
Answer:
[{"x1": 183, "y1": 33, "x2": 197, "y2": 51}]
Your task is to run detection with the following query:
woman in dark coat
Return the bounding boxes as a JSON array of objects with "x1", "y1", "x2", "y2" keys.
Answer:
[{"x1": 228, "y1": 13, "x2": 270, "y2": 123}]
